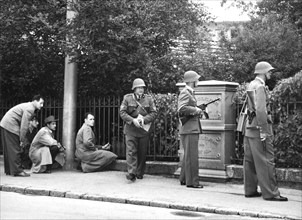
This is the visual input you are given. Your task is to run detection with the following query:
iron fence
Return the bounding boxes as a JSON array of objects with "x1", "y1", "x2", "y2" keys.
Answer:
[
  {"x1": 1, "y1": 97, "x2": 301, "y2": 163},
  {"x1": 0, "y1": 97, "x2": 179, "y2": 162}
]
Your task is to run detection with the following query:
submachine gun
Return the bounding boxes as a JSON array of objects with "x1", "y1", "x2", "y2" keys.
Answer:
[{"x1": 179, "y1": 98, "x2": 220, "y2": 126}]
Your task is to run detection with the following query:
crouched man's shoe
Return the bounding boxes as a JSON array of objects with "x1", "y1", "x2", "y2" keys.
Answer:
[
  {"x1": 265, "y1": 195, "x2": 288, "y2": 202},
  {"x1": 245, "y1": 192, "x2": 262, "y2": 198},
  {"x1": 126, "y1": 173, "x2": 136, "y2": 182},
  {"x1": 136, "y1": 175, "x2": 143, "y2": 179},
  {"x1": 187, "y1": 184, "x2": 203, "y2": 189},
  {"x1": 14, "y1": 171, "x2": 30, "y2": 177}
]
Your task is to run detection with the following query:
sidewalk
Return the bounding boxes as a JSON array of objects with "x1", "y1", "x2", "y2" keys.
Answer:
[{"x1": 1, "y1": 158, "x2": 301, "y2": 220}]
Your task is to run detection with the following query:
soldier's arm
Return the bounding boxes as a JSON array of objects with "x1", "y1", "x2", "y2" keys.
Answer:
[
  {"x1": 143, "y1": 96, "x2": 157, "y2": 124},
  {"x1": 255, "y1": 86, "x2": 269, "y2": 134},
  {"x1": 178, "y1": 91, "x2": 201, "y2": 116},
  {"x1": 120, "y1": 95, "x2": 135, "y2": 125}
]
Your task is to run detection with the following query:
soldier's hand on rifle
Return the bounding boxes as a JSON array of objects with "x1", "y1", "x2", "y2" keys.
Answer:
[
  {"x1": 133, "y1": 118, "x2": 142, "y2": 128},
  {"x1": 196, "y1": 107, "x2": 203, "y2": 116},
  {"x1": 199, "y1": 104, "x2": 207, "y2": 110}
]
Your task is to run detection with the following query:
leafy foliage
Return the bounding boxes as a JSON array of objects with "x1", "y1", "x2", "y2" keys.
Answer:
[
  {"x1": 218, "y1": 15, "x2": 302, "y2": 88},
  {"x1": 151, "y1": 93, "x2": 179, "y2": 160},
  {"x1": 271, "y1": 71, "x2": 302, "y2": 168},
  {"x1": 0, "y1": 0, "x2": 66, "y2": 100},
  {"x1": 64, "y1": 0, "x2": 211, "y2": 96}
]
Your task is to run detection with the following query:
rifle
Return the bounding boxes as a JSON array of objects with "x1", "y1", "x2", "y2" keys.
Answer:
[{"x1": 179, "y1": 97, "x2": 220, "y2": 125}]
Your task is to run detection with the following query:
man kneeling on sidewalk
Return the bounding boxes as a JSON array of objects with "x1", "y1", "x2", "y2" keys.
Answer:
[{"x1": 29, "y1": 116, "x2": 65, "y2": 173}]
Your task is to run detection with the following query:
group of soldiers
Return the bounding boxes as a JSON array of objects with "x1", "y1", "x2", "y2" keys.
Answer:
[{"x1": 0, "y1": 61, "x2": 287, "y2": 201}]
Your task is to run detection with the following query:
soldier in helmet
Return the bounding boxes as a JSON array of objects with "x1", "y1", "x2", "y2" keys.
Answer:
[
  {"x1": 120, "y1": 78, "x2": 157, "y2": 181},
  {"x1": 244, "y1": 61, "x2": 287, "y2": 201},
  {"x1": 178, "y1": 70, "x2": 204, "y2": 188}
]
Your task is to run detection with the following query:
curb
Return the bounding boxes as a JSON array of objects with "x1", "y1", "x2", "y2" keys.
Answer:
[{"x1": 0, "y1": 184, "x2": 299, "y2": 220}]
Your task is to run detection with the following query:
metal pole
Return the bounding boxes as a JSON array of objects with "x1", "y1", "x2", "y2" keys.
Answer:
[{"x1": 63, "y1": 0, "x2": 78, "y2": 170}]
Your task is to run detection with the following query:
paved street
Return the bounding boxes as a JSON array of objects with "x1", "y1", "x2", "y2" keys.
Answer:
[
  {"x1": 0, "y1": 191, "x2": 265, "y2": 220},
  {"x1": 1, "y1": 157, "x2": 301, "y2": 220}
]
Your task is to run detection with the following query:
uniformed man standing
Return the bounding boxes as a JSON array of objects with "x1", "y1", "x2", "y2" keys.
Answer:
[
  {"x1": 120, "y1": 78, "x2": 157, "y2": 181},
  {"x1": 244, "y1": 61, "x2": 287, "y2": 201},
  {"x1": 178, "y1": 71, "x2": 204, "y2": 188}
]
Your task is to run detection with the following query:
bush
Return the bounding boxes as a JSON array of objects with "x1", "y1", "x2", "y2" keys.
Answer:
[
  {"x1": 273, "y1": 113, "x2": 302, "y2": 168},
  {"x1": 271, "y1": 71, "x2": 302, "y2": 168},
  {"x1": 151, "y1": 93, "x2": 179, "y2": 160}
]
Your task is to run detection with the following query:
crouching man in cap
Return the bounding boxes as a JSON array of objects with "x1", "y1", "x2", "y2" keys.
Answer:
[
  {"x1": 29, "y1": 116, "x2": 65, "y2": 173},
  {"x1": 120, "y1": 78, "x2": 157, "y2": 181}
]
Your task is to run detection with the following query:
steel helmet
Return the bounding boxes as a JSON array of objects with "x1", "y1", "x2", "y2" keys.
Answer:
[
  {"x1": 183, "y1": 70, "x2": 200, "y2": 83},
  {"x1": 254, "y1": 61, "x2": 275, "y2": 74},
  {"x1": 132, "y1": 78, "x2": 146, "y2": 90}
]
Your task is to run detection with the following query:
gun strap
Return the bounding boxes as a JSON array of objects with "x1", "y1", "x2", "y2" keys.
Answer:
[
  {"x1": 240, "y1": 97, "x2": 248, "y2": 114},
  {"x1": 133, "y1": 94, "x2": 148, "y2": 114}
]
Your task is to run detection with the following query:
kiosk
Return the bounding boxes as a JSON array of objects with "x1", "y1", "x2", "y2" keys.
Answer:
[{"x1": 176, "y1": 80, "x2": 239, "y2": 181}]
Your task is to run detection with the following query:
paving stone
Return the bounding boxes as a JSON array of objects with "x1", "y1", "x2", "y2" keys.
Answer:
[
  {"x1": 239, "y1": 210, "x2": 258, "y2": 217},
  {"x1": 102, "y1": 196, "x2": 126, "y2": 204},
  {"x1": 214, "y1": 208, "x2": 239, "y2": 215},
  {"x1": 257, "y1": 212, "x2": 284, "y2": 219},
  {"x1": 169, "y1": 203, "x2": 197, "y2": 211},
  {"x1": 49, "y1": 190, "x2": 67, "y2": 197},
  {"x1": 126, "y1": 198, "x2": 150, "y2": 206},
  {"x1": 82, "y1": 194, "x2": 103, "y2": 201},
  {"x1": 286, "y1": 169, "x2": 302, "y2": 183},
  {"x1": 25, "y1": 187, "x2": 50, "y2": 196},
  {"x1": 150, "y1": 200, "x2": 170, "y2": 208},
  {"x1": 197, "y1": 206, "x2": 216, "y2": 213},
  {"x1": 2, "y1": 185, "x2": 27, "y2": 194},
  {"x1": 65, "y1": 192, "x2": 86, "y2": 199}
]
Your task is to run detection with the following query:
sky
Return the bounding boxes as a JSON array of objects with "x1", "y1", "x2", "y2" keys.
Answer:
[{"x1": 196, "y1": 0, "x2": 257, "y2": 22}]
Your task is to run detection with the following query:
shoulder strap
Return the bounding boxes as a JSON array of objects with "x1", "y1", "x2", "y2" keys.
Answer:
[
  {"x1": 240, "y1": 97, "x2": 247, "y2": 114},
  {"x1": 132, "y1": 94, "x2": 148, "y2": 114}
]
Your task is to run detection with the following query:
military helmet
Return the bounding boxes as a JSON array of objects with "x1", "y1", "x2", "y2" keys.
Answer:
[
  {"x1": 254, "y1": 61, "x2": 275, "y2": 74},
  {"x1": 183, "y1": 70, "x2": 200, "y2": 83},
  {"x1": 132, "y1": 78, "x2": 146, "y2": 90}
]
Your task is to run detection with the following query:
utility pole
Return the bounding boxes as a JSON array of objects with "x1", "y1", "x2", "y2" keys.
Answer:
[{"x1": 62, "y1": 0, "x2": 78, "y2": 170}]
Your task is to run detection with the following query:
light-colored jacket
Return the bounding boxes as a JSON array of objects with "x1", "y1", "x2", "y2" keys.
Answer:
[
  {"x1": 29, "y1": 127, "x2": 64, "y2": 173},
  {"x1": 0, "y1": 102, "x2": 36, "y2": 142},
  {"x1": 178, "y1": 86, "x2": 202, "y2": 135},
  {"x1": 245, "y1": 78, "x2": 273, "y2": 138}
]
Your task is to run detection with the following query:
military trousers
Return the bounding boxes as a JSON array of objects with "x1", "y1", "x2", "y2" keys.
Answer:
[
  {"x1": 1, "y1": 127, "x2": 23, "y2": 175},
  {"x1": 243, "y1": 135, "x2": 280, "y2": 199},
  {"x1": 179, "y1": 134, "x2": 199, "y2": 186},
  {"x1": 125, "y1": 134, "x2": 149, "y2": 176}
]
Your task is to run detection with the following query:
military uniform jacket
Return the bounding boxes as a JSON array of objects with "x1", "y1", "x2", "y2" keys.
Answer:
[
  {"x1": 245, "y1": 77, "x2": 273, "y2": 138},
  {"x1": 120, "y1": 93, "x2": 157, "y2": 137},
  {"x1": 178, "y1": 86, "x2": 202, "y2": 135}
]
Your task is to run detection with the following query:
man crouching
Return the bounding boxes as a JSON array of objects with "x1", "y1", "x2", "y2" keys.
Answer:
[{"x1": 29, "y1": 116, "x2": 65, "y2": 173}]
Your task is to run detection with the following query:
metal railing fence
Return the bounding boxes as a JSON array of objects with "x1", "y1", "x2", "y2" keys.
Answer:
[
  {"x1": 1, "y1": 97, "x2": 301, "y2": 163},
  {"x1": 0, "y1": 97, "x2": 179, "y2": 161}
]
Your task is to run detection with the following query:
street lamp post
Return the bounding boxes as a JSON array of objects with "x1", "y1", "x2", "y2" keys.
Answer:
[{"x1": 62, "y1": 0, "x2": 78, "y2": 170}]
